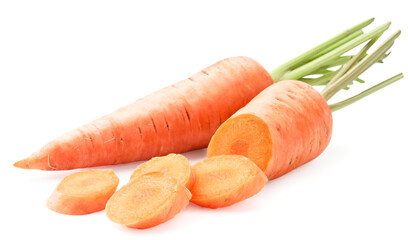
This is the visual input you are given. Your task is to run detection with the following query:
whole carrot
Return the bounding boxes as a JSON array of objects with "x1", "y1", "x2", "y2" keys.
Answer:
[
  {"x1": 15, "y1": 19, "x2": 388, "y2": 170},
  {"x1": 15, "y1": 56, "x2": 272, "y2": 170},
  {"x1": 208, "y1": 30, "x2": 403, "y2": 180}
]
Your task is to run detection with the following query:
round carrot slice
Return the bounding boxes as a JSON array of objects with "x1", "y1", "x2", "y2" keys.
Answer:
[
  {"x1": 47, "y1": 169, "x2": 119, "y2": 215},
  {"x1": 190, "y1": 155, "x2": 267, "y2": 209},
  {"x1": 106, "y1": 172, "x2": 191, "y2": 229},
  {"x1": 130, "y1": 153, "x2": 194, "y2": 189}
]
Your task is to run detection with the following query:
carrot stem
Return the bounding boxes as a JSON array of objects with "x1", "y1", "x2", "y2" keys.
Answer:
[
  {"x1": 300, "y1": 71, "x2": 339, "y2": 86},
  {"x1": 308, "y1": 30, "x2": 364, "y2": 62},
  {"x1": 321, "y1": 30, "x2": 401, "y2": 101},
  {"x1": 270, "y1": 18, "x2": 374, "y2": 82},
  {"x1": 311, "y1": 55, "x2": 354, "y2": 75},
  {"x1": 321, "y1": 56, "x2": 354, "y2": 69},
  {"x1": 329, "y1": 73, "x2": 404, "y2": 112},
  {"x1": 324, "y1": 36, "x2": 380, "y2": 90},
  {"x1": 280, "y1": 22, "x2": 391, "y2": 81}
]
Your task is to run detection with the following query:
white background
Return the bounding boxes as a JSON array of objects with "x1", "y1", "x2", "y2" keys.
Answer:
[{"x1": 1, "y1": 1, "x2": 407, "y2": 239}]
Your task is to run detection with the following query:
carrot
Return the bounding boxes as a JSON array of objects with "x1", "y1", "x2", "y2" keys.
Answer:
[
  {"x1": 190, "y1": 155, "x2": 267, "y2": 209},
  {"x1": 207, "y1": 81, "x2": 333, "y2": 179},
  {"x1": 47, "y1": 169, "x2": 119, "y2": 215},
  {"x1": 14, "y1": 56, "x2": 272, "y2": 170},
  {"x1": 130, "y1": 153, "x2": 194, "y2": 189},
  {"x1": 14, "y1": 18, "x2": 388, "y2": 170},
  {"x1": 106, "y1": 172, "x2": 191, "y2": 229},
  {"x1": 208, "y1": 31, "x2": 403, "y2": 180}
]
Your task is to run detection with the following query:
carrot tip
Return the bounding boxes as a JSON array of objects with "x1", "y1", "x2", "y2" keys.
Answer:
[{"x1": 14, "y1": 159, "x2": 28, "y2": 169}]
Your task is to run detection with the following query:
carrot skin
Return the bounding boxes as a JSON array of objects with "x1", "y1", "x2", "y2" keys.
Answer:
[
  {"x1": 15, "y1": 56, "x2": 273, "y2": 170},
  {"x1": 208, "y1": 80, "x2": 333, "y2": 180}
]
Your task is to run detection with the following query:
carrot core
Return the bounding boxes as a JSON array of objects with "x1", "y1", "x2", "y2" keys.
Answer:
[{"x1": 230, "y1": 139, "x2": 249, "y2": 157}]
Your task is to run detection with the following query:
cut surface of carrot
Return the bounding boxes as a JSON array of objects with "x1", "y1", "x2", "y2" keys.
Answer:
[
  {"x1": 207, "y1": 80, "x2": 333, "y2": 180},
  {"x1": 130, "y1": 153, "x2": 194, "y2": 189},
  {"x1": 208, "y1": 114, "x2": 273, "y2": 171},
  {"x1": 190, "y1": 155, "x2": 267, "y2": 209},
  {"x1": 47, "y1": 169, "x2": 119, "y2": 215},
  {"x1": 106, "y1": 172, "x2": 191, "y2": 229}
]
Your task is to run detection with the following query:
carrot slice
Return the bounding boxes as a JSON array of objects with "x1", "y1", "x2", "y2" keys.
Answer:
[
  {"x1": 47, "y1": 169, "x2": 119, "y2": 215},
  {"x1": 106, "y1": 172, "x2": 191, "y2": 229},
  {"x1": 130, "y1": 153, "x2": 194, "y2": 189},
  {"x1": 190, "y1": 155, "x2": 267, "y2": 209}
]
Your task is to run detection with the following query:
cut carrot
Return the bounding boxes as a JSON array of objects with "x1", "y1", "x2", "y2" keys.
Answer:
[
  {"x1": 207, "y1": 81, "x2": 333, "y2": 180},
  {"x1": 130, "y1": 153, "x2": 194, "y2": 189},
  {"x1": 190, "y1": 155, "x2": 267, "y2": 209},
  {"x1": 208, "y1": 30, "x2": 402, "y2": 181},
  {"x1": 47, "y1": 169, "x2": 119, "y2": 215},
  {"x1": 208, "y1": 30, "x2": 403, "y2": 180},
  {"x1": 14, "y1": 19, "x2": 388, "y2": 171},
  {"x1": 106, "y1": 172, "x2": 191, "y2": 229}
]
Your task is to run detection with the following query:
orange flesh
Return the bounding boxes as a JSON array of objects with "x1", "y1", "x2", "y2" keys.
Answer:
[
  {"x1": 130, "y1": 153, "x2": 194, "y2": 189},
  {"x1": 207, "y1": 114, "x2": 272, "y2": 172},
  {"x1": 106, "y1": 172, "x2": 191, "y2": 229},
  {"x1": 47, "y1": 169, "x2": 119, "y2": 215},
  {"x1": 190, "y1": 155, "x2": 267, "y2": 209}
]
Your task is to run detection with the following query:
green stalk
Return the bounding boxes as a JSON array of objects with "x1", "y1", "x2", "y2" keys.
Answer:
[
  {"x1": 270, "y1": 18, "x2": 374, "y2": 81},
  {"x1": 325, "y1": 36, "x2": 379, "y2": 89},
  {"x1": 321, "y1": 30, "x2": 401, "y2": 100},
  {"x1": 311, "y1": 51, "x2": 388, "y2": 77},
  {"x1": 329, "y1": 73, "x2": 404, "y2": 111},
  {"x1": 308, "y1": 30, "x2": 363, "y2": 61},
  {"x1": 313, "y1": 56, "x2": 353, "y2": 73},
  {"x1": 279, "y1": 22, "x2": 391, "y2": 81},
  {"x1": 301, "y1": 71, "x2": 339, "y2": 86}
]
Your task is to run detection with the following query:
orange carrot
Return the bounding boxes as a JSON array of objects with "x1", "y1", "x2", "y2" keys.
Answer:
[
  {"x1": 207, "y1": 81, "x2": 332, "y2": 180},
  {"x1": 106, "y1": 172, "x2": 191, "y2": 229},
  {"x1": 15, "y1": 56, "x2": 272, "y2": 170},
  {"x1": 208, "y1": 30, "x2": 402, "y2": 180},
  {"x1": 130, "y1": 153, "x2": 194, "y2": 189},
  {"x1": 14, "y1": 19, "x2": 387, "y2": 170},
  {"x1": 47, "y1": 169, "x2": 119, "y2": 215},
  {"x1": 190, "y1": 155, "x2": 267, "y2": 209}
]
